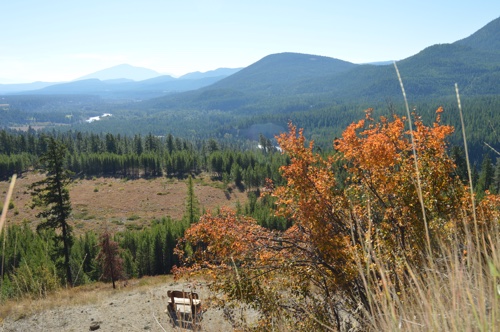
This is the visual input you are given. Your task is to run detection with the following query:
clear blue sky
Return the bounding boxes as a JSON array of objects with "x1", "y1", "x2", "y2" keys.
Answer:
[{"x1": 1, "y1": 0, "x2": 499, "y2": 83}]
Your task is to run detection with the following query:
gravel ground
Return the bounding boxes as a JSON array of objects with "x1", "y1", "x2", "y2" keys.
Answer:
[{"x1": 0, "y1": 279, "x2": 242, "y2": 332}]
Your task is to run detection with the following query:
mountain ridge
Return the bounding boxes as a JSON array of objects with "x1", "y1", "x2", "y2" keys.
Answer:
[
  {"x1": 75, "y1": 64, "x2": 162, "y2": 81},
  {"x1": 146, "y1": 16, "x2": 500, "y2": 110},
  {"x1": 455, "y1": 16, "x2": 500, "y2": 52},
  {"x1": 2, "y1": 16, "x2": 499, "y2": 102}
]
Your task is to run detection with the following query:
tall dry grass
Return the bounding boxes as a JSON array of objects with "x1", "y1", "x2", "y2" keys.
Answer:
[
  {"x1": 359, "y1": 220, "x2": 500, "y2": 331},
  {"x1": 0, "y1": 174, "x2": 16, "y2": 234},
  {"x1": 357, "y1": 77, "x2": 500, "y2": 331}
]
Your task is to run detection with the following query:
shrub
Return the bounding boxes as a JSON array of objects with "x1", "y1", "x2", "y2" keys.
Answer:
[{"x1": 174, "y1": 113, "x2": 500, "y2": 330}]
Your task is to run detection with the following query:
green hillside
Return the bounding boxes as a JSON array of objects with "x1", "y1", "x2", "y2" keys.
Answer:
[
  {"x1": 455, "y1": 16, "x2": 500, "y2": 52},
  {"x1": 212, "y1": 52, "x2": 358, "y2": 92},
  {"x1": 149, "y1": 17, "x2": 500, "y2": 108}
]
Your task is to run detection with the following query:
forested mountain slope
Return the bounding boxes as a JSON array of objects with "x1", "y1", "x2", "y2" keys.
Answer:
[{"x1": 148, "y1": 16, "x2": 500, "y2": 112}]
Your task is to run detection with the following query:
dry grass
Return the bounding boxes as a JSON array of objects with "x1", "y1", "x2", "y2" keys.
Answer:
[
  {"x1": 0, "y1": 274, "x2": 174, "y2": 322},
  {"x1": 0, "y1": 174, "x2": 16, "y2": 234},
  {"x1": 360, "y1": 226, "x2": 500, "y2": 331},
  {"x1": 0, "y1": 172, "x2": 248, "y2": 235}
]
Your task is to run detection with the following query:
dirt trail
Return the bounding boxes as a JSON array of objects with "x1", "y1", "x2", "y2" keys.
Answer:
[{"x1": 0, "y1": 278, "x2": 237, "y2": 332}]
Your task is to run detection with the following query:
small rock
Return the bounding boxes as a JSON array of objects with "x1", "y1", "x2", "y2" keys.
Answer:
[{"x1": 89, "y1": 321, "x2": 101, "y2": 331}]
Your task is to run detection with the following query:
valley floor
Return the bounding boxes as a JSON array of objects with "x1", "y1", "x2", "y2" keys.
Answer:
[{"x1": 0, "y1": 173, "x2": 248, "y2": 235}]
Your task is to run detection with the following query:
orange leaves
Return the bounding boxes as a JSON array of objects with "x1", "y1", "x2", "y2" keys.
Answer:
[
  {"x1": 274, "y1": 123, "x2": 356, "y2": 286},
  {"x1": 275, "y1": 123, "x2": 342, "y2": 225},
  {"x1": 272, "y1": 110, "x2": 468, "y2": 289},
  {"x1": 336, "y1": 113, "x2": 406, "y2": 172},
  {"x1": 174, "y1": 208, "x2": 273, "y2": 278},
  {"x1": 333, "y1": 109, "x2": 468, "y2": 271},
  {"x1": 477, "y1": 192, "x2": 500, "y2": 225}
]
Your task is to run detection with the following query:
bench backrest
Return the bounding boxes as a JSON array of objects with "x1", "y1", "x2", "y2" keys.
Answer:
[{"x1": 167, "y1": 290, "x2": 199, "y2": 300}]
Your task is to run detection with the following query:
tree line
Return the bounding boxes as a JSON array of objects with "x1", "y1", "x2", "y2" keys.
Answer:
[
  {"x1": 0, "y1": 129, "x2": 289, "y2": 190},
  {"x1": 0, "y1": 132, "x2": 290, "y2": 299}
]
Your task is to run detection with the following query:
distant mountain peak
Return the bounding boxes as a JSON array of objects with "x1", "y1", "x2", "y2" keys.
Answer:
[
  {"x1": 75, "y1": 64, "x2": 162, "y2": 81},
  {"x1": 208, "y1": 52, "x2": 358, "y2": 93}
]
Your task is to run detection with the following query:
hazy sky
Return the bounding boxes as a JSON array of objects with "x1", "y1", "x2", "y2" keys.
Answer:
[{"x1": 1, "y1": 0, "x2": 499, "y2": 83}]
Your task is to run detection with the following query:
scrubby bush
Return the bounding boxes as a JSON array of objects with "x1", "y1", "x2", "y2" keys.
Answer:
[{"x1": 174, "y1": 112, "x2": 500, "y2": 331}]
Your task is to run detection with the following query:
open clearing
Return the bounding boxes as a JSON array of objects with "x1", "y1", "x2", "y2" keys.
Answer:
[{"x1": 0, "y1": 172, "x2": 249, "y2": 234}]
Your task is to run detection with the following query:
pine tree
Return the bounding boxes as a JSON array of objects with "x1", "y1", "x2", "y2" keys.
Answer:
[
  {"x1": 30, "y1": 137, "x2": 74, "y2": 286},
  {"x1": 96, "y1": 229, "x2": 124, "y2": 289},
  {"x1": 184, "y1": 175, "x2": 200, "y2": 224},
  {"x1": 231, "y1": 162, "x2": 243, "y2": 187},
  {"x1": 477, "y1": 154, "x2": 494, "y2": 197},
  {"x1": 451, "y1": 146, "x2": 468, "y2": 183},
  {"x1": 492, "y1": 157, "x2": 500, "y2": 194}
]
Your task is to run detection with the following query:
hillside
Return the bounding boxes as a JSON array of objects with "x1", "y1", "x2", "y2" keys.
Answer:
[
  {"x1": 16, "y1": 75, "x2": 234, "y2": 100},
  {"x1": 210, "y1": 52, "x2": 358, "y2": 92},
  {"x1": 1, "y1": 67, "x2": 241, "y2": 99},
  {"x1": 455, "y1": 16, "x2": 500, "y2": 52},
  {"x1": 147, "y1": 16, "x2": 500, "y2": 110}
]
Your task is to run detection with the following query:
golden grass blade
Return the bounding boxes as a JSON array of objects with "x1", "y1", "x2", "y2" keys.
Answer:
[
  {"x1": 484, "y1": 141, "x2": 500, "y2": 157},
  {"x1": 393, "y1": 62, "x2": 431, "y2": 255},
  {"x1": 0, "y1": 174, "x2": 17, "y2": 234},
  {"x1": 1, "y1": 174, "x2": 17, "y2": 288},
  {"x1": 455, "y1": 83, "x2": 479, "y2": 243}
]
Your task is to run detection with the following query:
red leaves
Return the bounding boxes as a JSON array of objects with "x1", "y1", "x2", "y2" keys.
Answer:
[{"x1": 97, "y1": 230, "x2": 124, "y2": 288}]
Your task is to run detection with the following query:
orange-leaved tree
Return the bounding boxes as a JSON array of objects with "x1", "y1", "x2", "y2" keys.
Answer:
[
  {"x1": 173, "y1": 208, "x2": 317, "y2": 329},
  {"x1": 173, "y1": 208, "x2": 353, "y2": 330},
  {"x1": 334, "y1": 108, "x2": 466, "y2": 278},
  {"x1": 174, "y1": 109, "x2": 497, "y2": 330}
]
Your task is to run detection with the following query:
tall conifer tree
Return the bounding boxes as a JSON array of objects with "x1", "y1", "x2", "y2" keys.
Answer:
[
  {"x1": 184, "y1": 175, "x2": 200, "y2": 224},
  {"x1": 30, "y1": 137, "x2": 74, "y2": 285}
]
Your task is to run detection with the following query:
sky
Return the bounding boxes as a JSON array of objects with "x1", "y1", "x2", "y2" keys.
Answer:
[{"x1": 1, "y1": 0, "x2": 499, "y2": 83}]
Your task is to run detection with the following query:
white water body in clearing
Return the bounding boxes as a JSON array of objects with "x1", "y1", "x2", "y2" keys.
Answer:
[{"x1": 85, "y1": 113, "x2": 112, "y2": 123}]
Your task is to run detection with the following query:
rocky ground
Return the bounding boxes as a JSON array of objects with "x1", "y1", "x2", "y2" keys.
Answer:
[{"x1": 0, "y1": 276, "x2": 252, "y2": 332}]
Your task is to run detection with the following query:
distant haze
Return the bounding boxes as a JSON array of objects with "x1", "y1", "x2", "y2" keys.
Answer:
[
  {"x1": 1, "y1": 1, "x2": 499, "y2": 83},
  {"x1": 76, "y1": 64, "x2": 162, "y2": 81}
]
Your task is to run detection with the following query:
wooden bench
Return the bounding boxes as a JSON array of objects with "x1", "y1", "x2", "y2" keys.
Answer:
[{"x1": 166, "y1": 290, "x2": 203, "y2": 327}]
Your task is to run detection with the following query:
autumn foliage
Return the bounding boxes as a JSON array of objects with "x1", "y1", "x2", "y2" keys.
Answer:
[
  {"x1": 174, "y1": 109, "x2": 500, "y2": 330},
  {"x1": 96, "y1": 229, "x2": 124, "y2": 289},
  {"x1": 334, "y1": 108, "x2": 466, "y2": 275}
]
